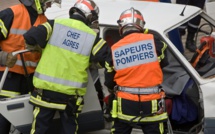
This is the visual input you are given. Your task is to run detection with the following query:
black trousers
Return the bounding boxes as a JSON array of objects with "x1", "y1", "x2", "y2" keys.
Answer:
[
  {"x1": 30, "y1": 90, "x2": 80, "y2": 134},
  {"x1": 111, "y1": 94, "x2": 167, "y2": 134},
  {"x1": 31, "y1": 106, "x2": 78, "y2": 134},
  {"x1": 111, "y1": 119, "x2": 166, "y2": 134},
  {"x1": 94, "y1": 78, "x2": 104, "y2": 109}
]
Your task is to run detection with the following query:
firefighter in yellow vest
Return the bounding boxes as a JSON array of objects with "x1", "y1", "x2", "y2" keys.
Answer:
[
  {"x1": 23, "y1": 0, "x2": 115, "y2": 133},
  {"x1": 0, "y1": 0, "x2": 60, "y2": 133},
  {"x1": 110, "y1": 7, "x2": 169, "y2": 134}
]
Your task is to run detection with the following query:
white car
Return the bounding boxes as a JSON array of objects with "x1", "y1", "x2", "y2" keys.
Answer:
[{"x1": 1, "y1": 0, "x2": 215, "y2": 134}]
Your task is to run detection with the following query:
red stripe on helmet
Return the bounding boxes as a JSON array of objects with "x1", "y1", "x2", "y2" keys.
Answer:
[
  {"x1": 120, "y1": 13, "x2": 144, "y2": 21},
  {"x1": 77, "y1": 0, "x2": 94, "y2": 10}
]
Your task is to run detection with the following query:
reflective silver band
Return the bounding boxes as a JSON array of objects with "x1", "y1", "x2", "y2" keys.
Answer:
[
  {"x1": 34, "y1": 72, "x2": 87, "y2": 88},
  {"x1": 10, "y1": 28, "x2": 27, "y2": 35},
  {"x1": 15, "y1": 60, "x2": 38, "y2": 67},
  {"x1": 118, "y1": 86, "x2": 160, "y2": 94}
]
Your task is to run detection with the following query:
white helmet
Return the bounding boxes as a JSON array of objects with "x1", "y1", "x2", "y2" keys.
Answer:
[
  {"x1": 69, "y1": 0, "x2": 99, "y2": 25},
  {"x1": 117, "y1": 7, "x2": 145, "y2": 35},
  {"x1": 19, "y1": 0, "x2": 61, "y2": 14}
]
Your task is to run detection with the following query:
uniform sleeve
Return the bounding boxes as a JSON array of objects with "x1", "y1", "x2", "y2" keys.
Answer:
[
  {"x1": 23, "y1": 20, "x2": 54, "y2": 48},
  {"x1": 154, "y1": 39, "x2": 169, "y2": 68},
  {"x1": 0, "y1": 8, "x2": 14, "y2": 40},
  {"x1": 90, "y1": 35, "x2": 116, "y2": 90}
]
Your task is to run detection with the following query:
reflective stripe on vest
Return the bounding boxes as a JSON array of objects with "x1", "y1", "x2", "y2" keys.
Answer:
[
  {"x1": 10, "y1": 28, "x2": 27, "y2": 35},
  {"x1": 34, "y1": 72, "x2": 87, "y2": 88},
  {"x1": 0, "y1": 4, "x2": 47, "y2": 75},
  {"x1": 0, "y1": 90, "x2": 20, "y2": 98},
  {"x1": 33, "y1": 18, "x2": 96, "y2": 95},
  {"x1": 111, "y1": 33, "x2": 163, "y2": 87},
  {"x1": 118, "y1": 86, "x2": 161, "y2": 94},
  {"x1": 15, "y1": 60, "x2": 37, "y2": 67}
]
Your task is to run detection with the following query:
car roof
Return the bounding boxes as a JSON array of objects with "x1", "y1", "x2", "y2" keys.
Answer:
[{"x1": 45, "y1": 0, "x2": 202, "y2": 32}]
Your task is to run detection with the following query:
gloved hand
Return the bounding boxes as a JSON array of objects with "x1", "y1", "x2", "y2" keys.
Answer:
[
  {"x1": 6, "y1": 52, "x2": 17, "y2": 68},
  {"x1": 0, "y1": 51, "x2": 17, "y2": 68},
  {"x1": 26, "y1": 44, "x2": 42, "y2": 53}
]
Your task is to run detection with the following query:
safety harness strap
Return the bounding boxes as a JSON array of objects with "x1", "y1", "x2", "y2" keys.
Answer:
[{"x1": 117, "y1": 91, "x2": 165, "y2": 102}]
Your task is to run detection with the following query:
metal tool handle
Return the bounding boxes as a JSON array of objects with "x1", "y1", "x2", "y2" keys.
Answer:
[{"x1": 0, "y1": 49, "x2": 30, "y2": 91}]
